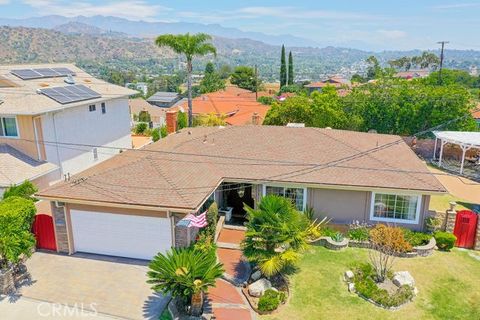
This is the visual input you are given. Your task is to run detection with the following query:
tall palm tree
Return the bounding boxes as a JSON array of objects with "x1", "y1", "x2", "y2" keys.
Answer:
[
  {"x1": 155, "y1": 33, "x2": 217, "y2": 127},
  {"x1": 147, "y1": 247, "x2": 224, "y2": 316}
]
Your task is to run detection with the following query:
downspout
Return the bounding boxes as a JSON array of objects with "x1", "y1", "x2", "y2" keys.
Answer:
[{"x1": 52, "y1": 111, "x2": 64, "y2": 176}]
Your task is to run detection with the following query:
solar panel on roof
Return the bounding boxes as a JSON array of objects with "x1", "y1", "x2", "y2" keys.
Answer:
[
  {"x1": 11, "y1": 67, "x2": 76, "y2": 80},
  {"x1": 40, "y1": 85, "x2": 101, "y2": 104}
]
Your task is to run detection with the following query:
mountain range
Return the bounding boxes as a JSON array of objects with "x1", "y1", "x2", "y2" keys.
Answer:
[{"x1": 0, "y1": 15, "x2": 479, "y2": 81}]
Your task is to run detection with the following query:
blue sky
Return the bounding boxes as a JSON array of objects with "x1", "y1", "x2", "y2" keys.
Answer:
[{"x1": 1, "y1": 0, "x2": 480, "y2": 50}]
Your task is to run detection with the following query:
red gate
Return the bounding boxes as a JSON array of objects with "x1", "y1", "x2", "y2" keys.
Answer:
[
  {"x1": 453, "y1": 210, "x2": 478, "y2": 249},
  {"x1": 32, "y1": 214, "x2": 57, "y2": 251}
]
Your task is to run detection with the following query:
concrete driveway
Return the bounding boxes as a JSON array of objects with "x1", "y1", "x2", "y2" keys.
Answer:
[{"x1": 12, "y1": 252, "x2": 168, "y2": 320}]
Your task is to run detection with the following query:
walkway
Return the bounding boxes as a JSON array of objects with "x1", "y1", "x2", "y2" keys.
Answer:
[{"x1": 206, "y1": 226, "x2": 255, "y2": 320}]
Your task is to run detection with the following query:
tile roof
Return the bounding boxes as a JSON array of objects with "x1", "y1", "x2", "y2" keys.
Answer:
[
  {"x1": 0, "y1": 144, "x2": 58, "y2": 187},
  {"x1": 37, "y1": 126, "x2": 446, "y2": 211},
  {"x1": 172, "y1": 86, "x2": 270, "y2": 125},
  {"x1": 0, "y1": 63, "x2": 136, "y2": 116}
]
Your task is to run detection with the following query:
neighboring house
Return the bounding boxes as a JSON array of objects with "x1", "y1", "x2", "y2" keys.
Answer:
[
  {"x1": 129, "y1": 98, "x2": 166, "y2": 127},
  {"x1": 172, "y1": 86, "x2": 270, "y2": 125},
  {"x1": 147, "y1": 92, "x2": 183, "y2": 108},
  {"x1": 125, "y1": 82, "x2": 148, "y2": 96},
  {"x1": 0, "y1": 63, "x2": 135, "y2": 181},
  {"x1": 395, "y1": 70, "x2": 430, "y2": 80},
  {"x1": 37, "y1": 126, "x2": 445, "y2": 260},
  {"x1": 305, "y1": 76, "x2": 351, "y2": 93},
  {"x1": 473, "y1": 106, "x2": 480, "y2": 128}
]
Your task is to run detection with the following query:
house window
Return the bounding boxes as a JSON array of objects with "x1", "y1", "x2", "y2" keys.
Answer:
[
  {"x1": 101, "y1": 102, "x2": 106, "y2": 114},
  {"x1": 92, "y1": 148, "x2": 98, "y2": 160},
  {"x1": 89, "y1": 105, "x2": 96, "y2": 112},
  {"x1": 370, "y1": 192, "x2": 421, "y2": 224},
  {"x1": 263, "y1": 185, "x2": 306, "y2": 211},
  {"x1": 0, "y1": 116, "x2": 19, "y2": 137}
]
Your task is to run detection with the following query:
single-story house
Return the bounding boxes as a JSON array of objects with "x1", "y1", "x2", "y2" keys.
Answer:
[
  {"x1": 129, "y1": 98, "x2": 166, "y2": 127},
  {"x1": 305, "y1": 76, "x2": 351, "y2": 93},
  {"x1": 36, "y1": 126, "x2": 446, "y2": 260}
]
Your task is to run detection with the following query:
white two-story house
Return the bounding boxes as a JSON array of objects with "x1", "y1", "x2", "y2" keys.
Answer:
[{"x1": 0, "y1": 63, "x2": 135, "y2": 194}]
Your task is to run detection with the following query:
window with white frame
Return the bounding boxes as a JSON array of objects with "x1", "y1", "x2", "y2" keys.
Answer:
[
  {"x1": 0, "y1": 116, "x2": 18, "y2": 137},
  {"x1": 370, "y1": 192, "x2": 421, "y2": 224},
  {"x1": 263, "y1": 185, "x2": 306, "y2": 211}
]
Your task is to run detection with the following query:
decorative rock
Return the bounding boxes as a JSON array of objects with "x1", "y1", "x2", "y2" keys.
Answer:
[
  {"x1": 248, "y1": 278, "x2": 272, "y2": 297},
  {"x1": 251, "y1": 270, "x2": 262, "y2": 282},
  {"x1": 348, "y1": 283, "x2": 356, "y2": 293},
  {"x1": 393, "y1": 271, "x2": 415, "y2": 288},
  {"x1": 270, "y1": 287, "x2": 279, "y2": 293},
  {"x1": 344, "y1": 270, "x2": 354, "y2": 282}
]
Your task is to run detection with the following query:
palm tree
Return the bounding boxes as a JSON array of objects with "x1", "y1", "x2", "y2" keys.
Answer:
[
  {"x1": 155, "y1": 33, "x2": 217, "y2": 127},
  {"x1": 242, "y1": 195, "x2": 326, "y2": 277},
  {"x1": 147, "y1": 247, "x2": 223, "y2": 316}
]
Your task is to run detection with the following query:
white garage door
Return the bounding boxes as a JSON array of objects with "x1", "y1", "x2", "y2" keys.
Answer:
[{"x1": 70, "y1": 210, "x2": 172, "y2": 260}]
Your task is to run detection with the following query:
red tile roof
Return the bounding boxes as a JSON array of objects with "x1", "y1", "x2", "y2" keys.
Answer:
[{"x1": 173, "y1": 86, "x2": 270, "y2": 125}]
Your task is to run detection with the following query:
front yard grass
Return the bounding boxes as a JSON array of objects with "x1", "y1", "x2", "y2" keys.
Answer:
[
  {"x1": 262, "y1": 246, "x2": 480, "y2": 320},
  {"x1": 429, "y1": 193, "x2": 475, "y2": 212}
]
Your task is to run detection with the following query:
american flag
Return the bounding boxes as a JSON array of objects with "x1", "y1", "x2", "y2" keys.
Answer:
[{"x1": 184, "y1": 211, "x2": 207, "y2": 228}]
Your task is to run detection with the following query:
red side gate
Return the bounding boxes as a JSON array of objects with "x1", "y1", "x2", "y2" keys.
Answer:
[
  {"x1": 32, "y1": 214, "x2": 57, "y2": 251},
  {"x1": 453, "y1": 210, "x2": 478, "y2": 249}
]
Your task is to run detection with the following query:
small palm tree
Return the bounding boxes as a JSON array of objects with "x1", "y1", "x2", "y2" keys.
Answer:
[
  {"x1": 155, "y1": 33, "x2": 217, "y2": 127},
  {"x1": 147, "y1": 247, "x2": 223, "y2": 316},
  {"x1": 243, "y1": 195, "x2": 326, "y2": 277}
]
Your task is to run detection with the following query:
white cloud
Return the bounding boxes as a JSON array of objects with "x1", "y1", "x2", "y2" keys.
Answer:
[
  {"x1": 0, "y1": 0, "x2": 10, "y2": 4},
  {"x1": 22, "y1": 0, "x2": 170, "y2": 21},
  {"x1": 377, "y1": 29, "x2": 407, "y2": 40}
]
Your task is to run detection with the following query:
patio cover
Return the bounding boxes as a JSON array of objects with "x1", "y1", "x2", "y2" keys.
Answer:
[{"x1": 432, "y1": 131, "x2": 480, "y2": 174}]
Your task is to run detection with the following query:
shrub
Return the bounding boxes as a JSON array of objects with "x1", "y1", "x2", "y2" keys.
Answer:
[
  {"x1": 138, "y1": 110, "x2": 151, "y2": 123},
  {"x1": 3, "y1": 181, "x2": 38, "y2": 201},
  {"x1": 258, "y1": 96, "x2": 274, "y2": 105},
  {"x1": 134, "y1": 122, "x2": 148, "y2": 135},
  {"x1": 151, "y1": 128, "x2": 160, "y2": 142},
  {"x1": 258, "y1": 289, "x2": 281, "y2": 312},
  {"x1": 0, "y1": 197, "x2": 37, "y2": 269},
  {"x1": 402, "y1": 229, "x2": 431, "y2": 247},
  {"x1": 304, "y1": 206, "x2": 315, "y2": 221},
  {"x1": 320, "y1": 226, "x2": 337, "y2": 238},
  {"x1": 193, "y1": 232, "x2": 216, "y2": 254},
  {"x1": 434, "y1": 231, "x2": 456, "y2": 251},
  {"x1": 369, "y1": 225, "x2": 412, "y2": 282},
  {"x1": 177, "y1": 112, "x2": 188, "y2": 130},
  {"x1": 205, "y1": 202, "x2": 218, "y2": 237},
  {"x1": 348, "y1": 227, "x2": 370, "y2": 241},
  {"x1": 353, "y1": 263, "x2": 414, "y2": 308},
  {"x1": 332, "y1": 232, "x2": 344, "y2": 242}
]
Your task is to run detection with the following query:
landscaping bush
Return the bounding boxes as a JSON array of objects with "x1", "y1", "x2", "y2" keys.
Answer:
[
  {"x1": 320, "y1": 226, "x2": 337, "y2": 238},
  {"x1": 402, "y1": 229, "x2": 431, "y2": 247},
  {"x1": 348, "y1": 227, "x2": 370, "y2": 241},
  {"x1": 434, "y1": 231, "x2": 456, "y2": 251},
  {"x1": 0, "y1": 197, "x2": 37, "y2": 268},
  {"x1": 2, "y1": 181, "x2": 38, "y2": 201},
  {"x1": 258, "y1": 289, "x2": 281, "y2": 312},
  {"x1": 258, "y1": 96, "x2": 275, "y2": 105},
  {"x1": 353, "y1": 263, "x2": 414, "y2": 308},
  {"x1": 193, "y1": 232, "x2": 216, "y2": 254},
  {"x1": 134, "y1": 122, "x2": 148, "y2": 135},
  {"x1": 332, "y1": 232, "x2": 344, "y2": 242}
]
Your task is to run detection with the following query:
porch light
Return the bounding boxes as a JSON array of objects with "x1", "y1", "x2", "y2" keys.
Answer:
[{"x1": 237, "y1": 184, "x2": 245, "y2": 198}]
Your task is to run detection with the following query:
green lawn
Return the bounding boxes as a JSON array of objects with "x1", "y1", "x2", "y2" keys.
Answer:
[
  {"x1": 429, "y1": 194, "x2": 475, "y2": 212},
  {"x1": 262, "y1": 246, "x2": 480, "y2": 320}
]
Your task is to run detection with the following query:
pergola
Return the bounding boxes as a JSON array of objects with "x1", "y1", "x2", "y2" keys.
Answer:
[{"x1": 433, "y1": 131, "x2": 480, "y2": 174}]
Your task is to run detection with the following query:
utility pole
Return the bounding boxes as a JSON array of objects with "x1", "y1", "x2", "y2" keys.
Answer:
[
  {"x1": 437, "y1": 41, "x2": 449, "y2": 84},
  {"x1": 254, "y1": 64, "x2": 258, "y2": 100}
]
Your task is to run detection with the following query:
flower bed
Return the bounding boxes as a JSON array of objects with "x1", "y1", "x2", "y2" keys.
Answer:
[
  {"x1": 242, "y1": 272, "x2": 290, "y2": 315},
  {"x1": 346, "y1": 264, "x2": 416, "y2": 310}
]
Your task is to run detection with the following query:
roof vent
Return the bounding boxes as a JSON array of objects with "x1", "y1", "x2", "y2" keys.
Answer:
[{"x1": 64, "y1": 74, "x2": 75, "y2": 85}]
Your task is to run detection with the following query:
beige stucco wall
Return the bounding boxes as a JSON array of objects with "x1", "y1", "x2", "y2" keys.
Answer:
[
  {"x1": 308, "y1": 188, "x2": 431, "y2": 231},
  {"x1": 0, "y1": 115, "x2": 44, "y2": 160}
]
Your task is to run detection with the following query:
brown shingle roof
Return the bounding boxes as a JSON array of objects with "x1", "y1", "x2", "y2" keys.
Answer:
[{"x1": 37, "y1": 126, "x2": 445, "y2": 210}]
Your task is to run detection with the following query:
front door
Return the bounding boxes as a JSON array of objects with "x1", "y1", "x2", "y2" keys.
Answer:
[{"x1": 225, "y1": 184, "x2": 254, "y2": 222}]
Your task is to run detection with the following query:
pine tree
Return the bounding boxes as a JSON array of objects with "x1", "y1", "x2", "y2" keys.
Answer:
[
  {"x1": 280, "y1": 45, "x2": 287, "y2": 88},
  {"x1": 288, "y1": 51, "x2": 294, "y2": 85}
]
